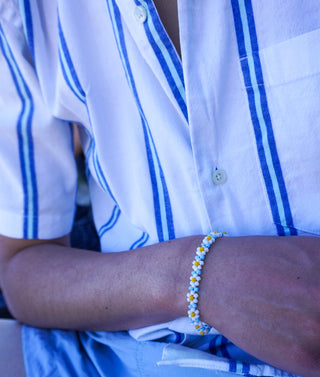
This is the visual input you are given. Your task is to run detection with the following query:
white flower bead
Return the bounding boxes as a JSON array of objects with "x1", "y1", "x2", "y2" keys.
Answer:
[
  {"x1": 196, "y1": 246, "x2": 208, "y2": 254},
  {"x1": 192, "y1": 260, "x2": 204, "y2": 270},
  {"x1": 190, "y1": 275, "x2": 201, "y2": 283},
  {"x1": 189, "y1": 275, "x2": 200, "y2": 287},
  {"x1": 187, "y1": 292, "x2": 198, "y2": 303},
  {"x1": 188, "y1": 309, "x2": 199, "y2": 320}
]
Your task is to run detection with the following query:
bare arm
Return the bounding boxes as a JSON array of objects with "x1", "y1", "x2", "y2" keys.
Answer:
[
  {"x1": 0, "y1": 234, "x2": 319, "y2": 376},
  {"x1": 0, "y1": 234, "x2": 200, "y2": 331}
]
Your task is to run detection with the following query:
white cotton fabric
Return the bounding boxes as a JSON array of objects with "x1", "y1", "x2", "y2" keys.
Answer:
[{"x1": 0, "y1": 0, "x2": 319, "y2": 242}]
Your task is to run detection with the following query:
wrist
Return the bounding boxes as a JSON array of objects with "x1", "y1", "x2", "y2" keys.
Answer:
[{"x1": 162, "y1": 235, "x2": 204, "y2": 319}]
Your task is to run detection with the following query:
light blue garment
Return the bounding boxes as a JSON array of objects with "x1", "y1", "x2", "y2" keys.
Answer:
[{"x1": 22, "y1": 326, "x2": 299, "y2": 377}]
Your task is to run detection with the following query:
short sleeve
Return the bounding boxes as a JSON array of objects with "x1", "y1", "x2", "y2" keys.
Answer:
[{"x1": 0, "y1": 1, "x2": 77, "y2": 239}]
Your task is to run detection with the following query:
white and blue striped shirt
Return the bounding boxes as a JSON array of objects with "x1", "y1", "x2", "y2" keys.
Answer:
[{"x1": 0, "y1": 0, "x2": 319, "y2": 375}]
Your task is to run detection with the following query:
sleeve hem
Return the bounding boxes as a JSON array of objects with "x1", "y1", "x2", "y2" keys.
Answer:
[{"x1": 0, "y1": 209, "x2": 75, "y2": 240}]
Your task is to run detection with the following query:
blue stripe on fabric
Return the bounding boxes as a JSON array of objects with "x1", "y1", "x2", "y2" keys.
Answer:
[
  {"x1": 77, "y1": 124, "x2": 94, "y2": 179},
  {"x1": 209, "y1": 336, "x2": 218, "y2": 355},
  {"x1": 18, "y1": 0, "x2": 35, "y2": 63},
  {"x1": 74, "y1": 123, "x2": 116, "y2": 207},
  {"x1": 136, "y1": 0, "x2": 188, "y2": 122},
  {"x1": 57, "y1": 14, "x2": 86, "y2": 103},
  {"x1": 81, "y1": 104, "x2": 116, "y2": 202},
  {"x1": 209, "y1": 335, "x2": 231, "y2": 359},
  {"x1": 242, "y1": 362, "x2": 250, "y2": 375},
  {"x1": 92, "y1": 141, "x2": 117, "y2": 202},
  {"x1": 218, "y1": 336, "x2": 231, "y2": 359},
  {"x1": 57, "y1": 16, "x2": 115, "y2": 203},
  {"x1": 228, "y1": 360, "x2": 237, "y2": 373},
  {"x1": 130, "y1": 232, "x2": 149, "y2": 250},
  {"x1": 98, "y1": 205, "x2": 121, "y2": 238},
  {"x1": 0, "y1": 25, "x2": 38, "y2": 238},
  {"x1": 231, "y1": 0, "x2": 297, "y2": 236},
  {"x1": 106, "y1": 0, "x2": 175, "y2": 242}
]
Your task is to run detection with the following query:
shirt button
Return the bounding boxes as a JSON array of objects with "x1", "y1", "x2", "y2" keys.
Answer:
[
  {"x1": 212, "y1": 169, "x2": 227, "y2": 185},
  {"x1": 134, "y1": 5, "x2": 148, "y2": 23}
]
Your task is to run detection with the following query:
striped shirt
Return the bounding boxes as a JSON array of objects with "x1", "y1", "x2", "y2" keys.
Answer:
[{"x1": 0, "y1": 0, "x2": 319, "y2": 376}]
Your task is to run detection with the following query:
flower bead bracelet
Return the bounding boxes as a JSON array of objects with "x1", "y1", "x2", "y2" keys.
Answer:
[{"x1": 187, "y1": 231, "x2": 226, "y2": 335}]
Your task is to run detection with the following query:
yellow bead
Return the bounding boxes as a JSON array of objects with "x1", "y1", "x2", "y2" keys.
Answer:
[
  {"x1": 194, "y1": 261, "x2": 200, "y2": 266},
  {"x1": 195, "y1": 324, "x2": 200, "y2": 329},
  {"x1": 189, "y1": 295, "x2": 194, "y2": 301},
  {"x1": 190, "y1": 312, "x2": 196, "y2": 317},
  {"x1": 222, "y1": 231, "x2": 226, "y2": 235},
  {"x1": 191, "y1": 278, "x2": 197, "y2": 282},
  {"x1": 200, "y1": 331, "x2": 204, "y2": 335},
  {"x1": 206, "y1": 236, "x2": 212, "y2": 241},
  {"x1": 199, "y1": 246, "x2": 204, "y2": 252},
  {"x1": 214, "y1": 230, "x2": 219, "y2": 234}
]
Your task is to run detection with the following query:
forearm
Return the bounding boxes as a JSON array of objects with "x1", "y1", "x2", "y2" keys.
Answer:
[
  {"x1": 0, "y1": 235, "x2": 198, "y2": 331},
  {"x1": 1, "y1": 234, "x2": 319, "y2": 376}
]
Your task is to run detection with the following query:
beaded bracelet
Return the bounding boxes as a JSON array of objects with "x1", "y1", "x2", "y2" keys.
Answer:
[{"x1": 187, "y1": 231, "x2": 226, "y2": 335}]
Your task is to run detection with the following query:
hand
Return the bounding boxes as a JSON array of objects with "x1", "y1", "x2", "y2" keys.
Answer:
[{"x1": 199, "y1": 236, "x2": 320, "y2": 377}]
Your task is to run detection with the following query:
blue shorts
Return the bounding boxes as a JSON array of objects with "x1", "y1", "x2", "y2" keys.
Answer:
[{"x1": 22, "y1": 326, "x2": 298, "y2": 377}]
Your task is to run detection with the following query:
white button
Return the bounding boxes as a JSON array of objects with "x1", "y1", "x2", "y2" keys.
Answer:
[
  {"x1": 134, "y1": 5, "x2": 147, "y2": 23},
  {"x1": 212, "y1": 169, "x2": 227, "y2": 185}
]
